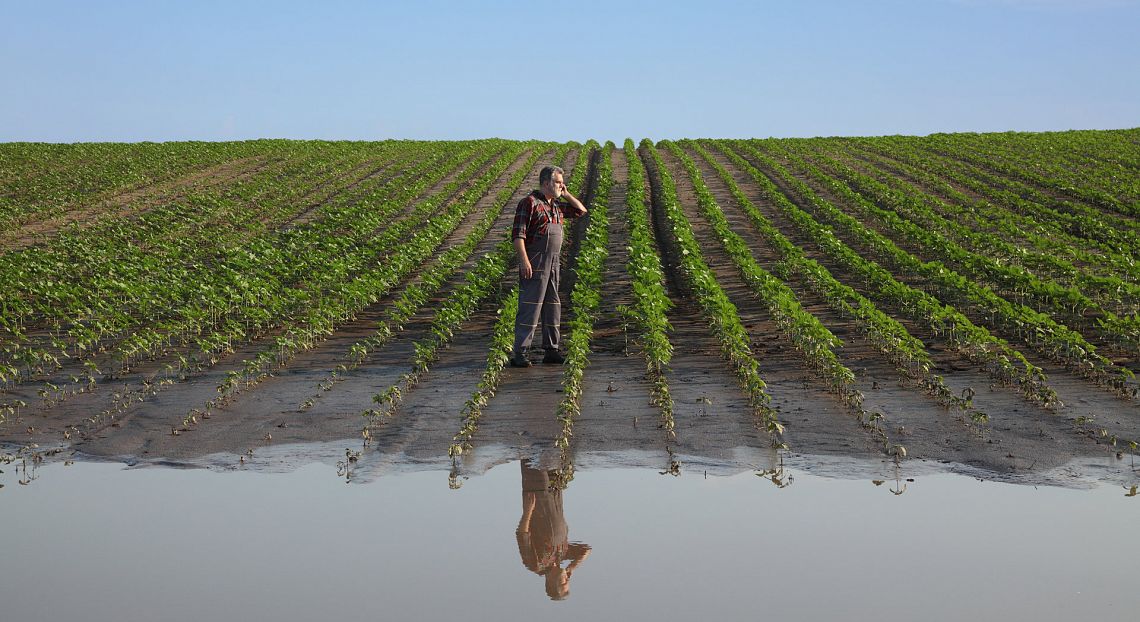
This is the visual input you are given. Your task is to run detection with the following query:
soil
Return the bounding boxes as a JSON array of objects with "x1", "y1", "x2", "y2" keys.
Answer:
[{"x1": 2, "y1": 143, "x2": 1137, "y2": 489}]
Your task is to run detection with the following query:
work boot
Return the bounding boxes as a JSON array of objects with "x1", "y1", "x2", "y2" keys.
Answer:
[
  {"x1": 543, "y1": 349, "x2": 566, "y2": 365},
  {"x1": 509, "y1": 352, "x2": 532, "y2": 368}
]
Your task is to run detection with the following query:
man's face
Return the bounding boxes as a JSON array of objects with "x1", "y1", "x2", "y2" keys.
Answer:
[{"x1": 544, "y1": 173, "x2": 565, "y2": 199}]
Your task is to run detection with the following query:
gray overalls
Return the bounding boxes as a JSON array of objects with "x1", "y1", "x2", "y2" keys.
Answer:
[{"x1": 512, "y1": 212, "x2": 563, "y2": 357}]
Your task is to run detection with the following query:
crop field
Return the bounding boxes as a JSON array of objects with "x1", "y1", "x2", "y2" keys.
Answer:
[{"x1": 2, "y1": 129, "x2": 1138, "y2": 482}]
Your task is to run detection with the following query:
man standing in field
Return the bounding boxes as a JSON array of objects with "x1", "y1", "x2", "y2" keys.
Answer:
[{"x1": 509, "y1": 165, "x2": 587, "y2": 368}]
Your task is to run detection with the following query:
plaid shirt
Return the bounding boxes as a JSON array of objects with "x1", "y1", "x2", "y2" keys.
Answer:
[{"x1": 511, "y1": 190, "x2": 575, "y2": 248}]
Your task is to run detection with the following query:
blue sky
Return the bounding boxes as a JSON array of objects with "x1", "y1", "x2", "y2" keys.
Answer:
[{"x1": 2, "y1": 0, "x2": 1137, "y2": 142}]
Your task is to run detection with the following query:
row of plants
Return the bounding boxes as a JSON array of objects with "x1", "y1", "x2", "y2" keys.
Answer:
[
  {"x1": 926, "y1": 132, "x2": 1137, "y2": 218},
  {"x1": 295, "y1": 144, "x2": 569, "y2": 411},
  {"x1": 851, "y1": 136, "x2": 1139, "y2": 266},
  {"x1": 0, "y1": 141, "x2": 275, "y2": 232},
  {"x1": 662, "y1": 140, "x2": 861, "y2": 407},
  {"x1": 805, "y1": 142, "x2": 1140, "y2": 314},
  {"x1": 2, "y1": 142, "x2": 485, "y2": 415},
  {"x1": 0, "y1": 141, "x2": 417, "y2": 377},
  {"x1": 101, "y1": 142, "x2": 484, "y2": 373},
  {"x1": 621, "y1": 139, "x2": 676, "y2": 433},
  {"x1": 640, "y1": 139, "x2": 786, "y2": 442},
  {"x1": 689, "y1": 141, "x2": 976, "y2": 416},
  {"x1": 450, "y1": 145, "x2": 592, "y2": 456},
  {"x1": 1, "y1": 147, "x2": 354, "y2": 388},
  {"x1": 833, "y1": 139, "x2": 1140, "y2": 286},
  {"x1": 750, "y1": 140, "x2": 1134, "y2": 398},
  {"x1": 555, "y1": 140, "x2": 610, "y2": 449},
  {"x1": 779, "y1": 142, "x2": 1140, "y2": 356},
  {"x1": 714, "y1": 140, "x2": 1061, "y2": 407},
  {"x1": 874, "y1": 137, "x2": 1140, "y2": 256},
  {"x1": 209, "y1": 143, "x2": 530, "y2": 398}
]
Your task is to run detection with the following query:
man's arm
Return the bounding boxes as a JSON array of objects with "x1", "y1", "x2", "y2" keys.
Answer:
[
  {"x1": 560, "y1": 191, "x2": 587, "y2": 216},
  {"x1": 512, "y1": 198, "x2": 533, "y2": 279},
  {"x1": 566, "y1": 543, "x2": 591, "y2": 574},
  {"x1": 515, "y1": 237, "x2": 532, "y2": 279}
]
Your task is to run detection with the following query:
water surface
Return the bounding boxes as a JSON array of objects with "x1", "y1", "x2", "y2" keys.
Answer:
[{"x1": 2, "y1": 454, "x2": 1137, "y2": 621}]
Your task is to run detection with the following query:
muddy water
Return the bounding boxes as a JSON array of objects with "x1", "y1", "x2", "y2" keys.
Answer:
[{"x1": 2, "y1": 452, "x2": 1138, "y2": 622}]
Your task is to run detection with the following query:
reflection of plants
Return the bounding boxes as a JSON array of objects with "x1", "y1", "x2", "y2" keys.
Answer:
[
  {"x1": 889, "y1": 444, "x2": 908, "y2": 466},
  {"x1": 661, "y1": 448, "x2": 674, "y2": 476},
  {"x1": 550, "y1": 462, "x2": 575, "y2": 491},
  {"x1": 336, "y1": 448, "x2": 360, "y2": 483},
  {"x1": 756, "y1": 460, "x2": 794, "y2": 489}
]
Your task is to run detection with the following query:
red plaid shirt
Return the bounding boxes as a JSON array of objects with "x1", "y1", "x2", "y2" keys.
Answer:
[{"x1": 511, "y1": 190, "x2": 576, "y2": 248}]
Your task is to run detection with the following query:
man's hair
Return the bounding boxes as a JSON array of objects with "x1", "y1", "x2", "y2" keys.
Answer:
[{"x1": 538, "y1": 165, "x2": 564, "y2": 186}]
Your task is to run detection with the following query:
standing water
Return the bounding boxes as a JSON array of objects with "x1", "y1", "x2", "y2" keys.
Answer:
[{"x1": 1, "y1": 448, "x2": 1137, "y2": 621}]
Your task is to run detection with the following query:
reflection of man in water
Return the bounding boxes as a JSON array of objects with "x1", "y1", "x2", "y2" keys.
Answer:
[{"x1": 516, "y1": 460, "x2": 591, "y2": 600}]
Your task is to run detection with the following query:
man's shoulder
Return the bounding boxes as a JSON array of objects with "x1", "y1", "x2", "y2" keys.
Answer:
[{"x1": 517, "y1": 190, "x2": 544, "y2": 209}]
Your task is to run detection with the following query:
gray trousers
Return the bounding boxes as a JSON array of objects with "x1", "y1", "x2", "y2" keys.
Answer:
[{"x1": 513, "y1": 223, "x2": 563, "y2": 356}]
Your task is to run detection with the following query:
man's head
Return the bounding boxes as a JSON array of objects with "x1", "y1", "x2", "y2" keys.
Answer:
[
  {"x1": 544, "y1": 566, "x2": 571, "y2": 600},
  {"x1": 539, "y1": 165, "x2": 565, "y2": 201}
]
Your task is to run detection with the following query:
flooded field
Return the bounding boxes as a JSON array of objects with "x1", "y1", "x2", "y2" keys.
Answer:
[
  {"x1": 3, "y1": 133, "x2": 1140, "y2": 619},
  {"x1": 2, "y1": 446, "x2": 1138, "y2": 622}
]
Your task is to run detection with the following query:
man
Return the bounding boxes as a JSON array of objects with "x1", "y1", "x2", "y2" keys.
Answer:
[{"x1": 509, "y1": 165, "x2": 587, "y2": 367}]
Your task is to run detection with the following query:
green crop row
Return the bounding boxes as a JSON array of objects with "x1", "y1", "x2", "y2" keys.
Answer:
[
  {"x1": 690, "y1": 141, "x2": 978, "y2": 416},
  {"x1": 450, "y1": 144, "x2": 590, "y2": 456},
  {"x1": 642, "y1": 140, "x2": 785, "y2": 442},
  {"x1": 802, "y1": 143, "x2": 1140, "y2": 312},
  {"x1": 0, "y1": 141, "x2": 423, "y2": 376},
  {"x1": 449, "y1": 287, "x2": 519, "y2": 456},
  {"x1": 0, "y1": 144, "x2": 400, "y2": 389},
  {"x1": 926, "y1": 132, "x2": 1138, "y2": 218},
  {"x1": 214, "y1": 143, "x2": 531, "y2": 398},
  {"x1": 778, "y1": 143, "x2": 1140, "y2": 357},
  {"x1": 830, "y1": 140, "x2": 1140, "y2": 288},
  {"x1": 0, "y1": 141, "x2": 275, "y2": 231},
  {"x1": 621, "y1": 139, "x2": 675, "y2": 433},
  {"x1": 717, "y1": 141, "x2": 1060, "y2": 407},
  {"x1": 887, "y1": 138, "x2": 1140, "y2": 256},
  {"x1": 753, "y1": 141, "x2": 1134, "y2": 398},
  {"x1": 665, "y1": 139, "x2": 863, "y2": 407},
  {"x1": 556, "y1": 140, "x2": 610, "y2": 449}
]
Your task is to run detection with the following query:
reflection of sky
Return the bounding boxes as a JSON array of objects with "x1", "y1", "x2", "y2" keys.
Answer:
[{"x1": 1, "y1": 460, "x2": 1138, "y2": 621}]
